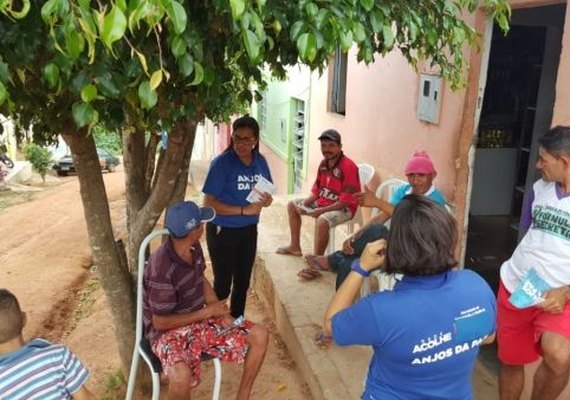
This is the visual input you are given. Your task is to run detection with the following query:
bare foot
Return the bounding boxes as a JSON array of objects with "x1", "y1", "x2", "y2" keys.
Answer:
[{"x1": 276, "y1": 246, "x2": 302, "y2": 256}]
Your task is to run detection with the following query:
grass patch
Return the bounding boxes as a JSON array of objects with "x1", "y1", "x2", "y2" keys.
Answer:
[
  {"x1": 100, "y1": 369, "x2": 127, "y2": 400},
  {"x1": 0, "y1": 189, "x2": 35, "y2": 211},
  {"x1": 71, "y1": 277, "x2": 100, "y2": 329}
]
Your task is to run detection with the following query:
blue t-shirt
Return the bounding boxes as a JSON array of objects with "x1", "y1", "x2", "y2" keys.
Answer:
[
  {"x1": 202, "y1": 149, "x2": 273, "y2": 228},
  {"x1": 390, "y1": 184, "x2": 447, "y2": 207},
  {"x1": 332, "y1": 269, "x2": 496, "y2": 400}
]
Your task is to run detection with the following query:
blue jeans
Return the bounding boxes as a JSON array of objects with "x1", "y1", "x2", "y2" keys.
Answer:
[{"x1": 328, "y1": 223, "x2": 389, "y2": 290}]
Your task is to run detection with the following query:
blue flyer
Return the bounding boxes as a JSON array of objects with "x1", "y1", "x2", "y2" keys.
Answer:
[{"x1": 509, "y1": 268, "x2": 551, "y2": 309}]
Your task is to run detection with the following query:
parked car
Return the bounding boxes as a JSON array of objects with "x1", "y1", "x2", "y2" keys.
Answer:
[{"x1": 53, "y1": 148, "x2": 120, "y2": 176}]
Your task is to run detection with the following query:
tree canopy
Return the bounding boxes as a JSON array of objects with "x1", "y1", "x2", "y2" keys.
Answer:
[{"x1": 0, "y1": 0, "x2": 510, "y2": 372}]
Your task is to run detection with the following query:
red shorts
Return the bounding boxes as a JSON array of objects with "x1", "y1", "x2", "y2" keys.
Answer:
[
  {"x1": 497, "y1": 280, "x2": 570, "y2": 365},
  {"x1": 152, "y1": 316, "x2": 254, "y2": 387}
]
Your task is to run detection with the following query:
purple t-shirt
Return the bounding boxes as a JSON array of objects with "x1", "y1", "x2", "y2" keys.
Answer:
[{"x1": 143, "y1": 238, "x2": 206, "y2": 342}]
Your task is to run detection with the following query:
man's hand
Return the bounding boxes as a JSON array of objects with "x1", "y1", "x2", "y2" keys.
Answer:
[
  {"x1": 537, "y1": 287, "x2": 570, "y2": 314},
  {"x1": 355, "y1": 191, "x2": 378, "y2": 208},
  {"x1": 360, "y1": 239, "x2": 387, "y2": 271},
  {"x1": 219, "y1": 314, "x2": 234, "y2": 327},
  {"x1": 342, "y1": 236, "x2": 355, "y2": 255},
  {"x1": 206, "y1": 300, "x2": 230, "y2": 318},
  {"x1": 306, "y1": 208, "x2": 324, "y2": 218},
  {"x1": 296, "y1": 202, "x2": 311, "y2": 215}
]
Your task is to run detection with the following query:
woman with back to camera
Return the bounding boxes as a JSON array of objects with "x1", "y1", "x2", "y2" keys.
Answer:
[
  {"x1": 323, "y1": 194, "x2": 497, "y2": 400},
  {"x1": 202, "y1": 115, "x2": 273, "y2": 319}
]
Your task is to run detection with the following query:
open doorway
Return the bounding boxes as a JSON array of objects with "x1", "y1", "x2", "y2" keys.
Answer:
[{"x1": 466, "y1": 4, "x2": 566, "y2": 295}]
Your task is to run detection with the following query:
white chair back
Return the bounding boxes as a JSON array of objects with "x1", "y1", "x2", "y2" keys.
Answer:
[
  {"x1": 370, "y1": 178, "x2": 407, "y2": 219},
  {"x1": 358, "y1": 163, "x2": 375, "y2": 187}
]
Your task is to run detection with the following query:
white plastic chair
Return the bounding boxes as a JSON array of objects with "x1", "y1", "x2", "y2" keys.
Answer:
[
  {"x1": 125, "y1": 229, "x2": 222, "y2": 400},
  {"x1": 361, "y1": 178, "x2": 406, "y2": 296}
]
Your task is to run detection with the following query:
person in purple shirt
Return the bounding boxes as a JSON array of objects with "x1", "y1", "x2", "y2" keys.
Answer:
[{"x1": 143, "y1": 201, "x2": 268, "y2": 400}]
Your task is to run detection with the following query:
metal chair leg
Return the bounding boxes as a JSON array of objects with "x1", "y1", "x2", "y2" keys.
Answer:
[{"x1": 212, "y1": 357, "x2": 222, "y2": 400}]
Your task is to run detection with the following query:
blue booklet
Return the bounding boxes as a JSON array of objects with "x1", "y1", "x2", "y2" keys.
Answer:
[{"x1": 509, "y1": 268, "x2": 551, "y2": 309}]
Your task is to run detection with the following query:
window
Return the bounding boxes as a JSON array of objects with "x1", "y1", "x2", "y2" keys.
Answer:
[{"x1": 329, "y1": 49, "x2": 347, "y2": 115}]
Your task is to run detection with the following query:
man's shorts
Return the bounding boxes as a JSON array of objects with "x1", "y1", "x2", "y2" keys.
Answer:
[
  {"x1": 497, "y1": 280, "x2": 570, "y2": 365},
  {"x1": 152, "y1": 316, "x2": 254, "y2": 387},
  {"x1": 292, "y1": 198, "x2": 352, "y2": 228}
]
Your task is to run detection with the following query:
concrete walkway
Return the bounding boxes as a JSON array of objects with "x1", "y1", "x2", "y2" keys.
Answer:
[{"x1": 252, "y1": 195, "x2": 499, "y2": 400}]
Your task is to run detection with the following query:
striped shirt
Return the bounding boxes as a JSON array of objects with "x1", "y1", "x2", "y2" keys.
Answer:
[
  {"x1": 143, "y1": 238, "x2": 206, "y2": 342},
  {"x1": 0, "y1": 339, "x2": 89, "y2": 399}
]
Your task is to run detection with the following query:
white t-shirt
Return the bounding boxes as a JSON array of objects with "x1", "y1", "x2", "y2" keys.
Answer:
[{"x1": 501, "y1": 179, "x2": 570, "y2": 292}]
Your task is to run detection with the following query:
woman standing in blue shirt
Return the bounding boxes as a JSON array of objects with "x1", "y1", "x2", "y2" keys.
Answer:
[
  {"x1": 202, "y1": 116, "x2": 273, "y2": 318},
  {"x1": 323, "y1": 195, "x2": 496, "y2": 399}
]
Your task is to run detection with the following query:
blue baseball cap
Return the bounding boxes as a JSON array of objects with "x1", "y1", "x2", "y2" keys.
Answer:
[{"x1": 165, "y1": 201, "x2": 216, "y2": 238}]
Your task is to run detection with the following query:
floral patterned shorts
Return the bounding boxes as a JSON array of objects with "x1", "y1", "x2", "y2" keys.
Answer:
[{"x1": 152, "y1": 316, "x2": 253, "y2": 387}]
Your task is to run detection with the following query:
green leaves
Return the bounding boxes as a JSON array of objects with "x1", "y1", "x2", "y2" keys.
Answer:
[
  {"x1": 150, "y1": 70, "x2": 163, "y2": 90},
  {"x1": 382, "y1": 25, "x2": 394, "y2": 49},
  {"x1": 188, "y1": 62, "x2": 204, "y2": 86},
  {"x1": 42, "y1": 63, "x2": 60, "y2": 88},
  {"x1": 165, "y1": 1, "x2": 187, "y2": 34},
  {"x1": 171, "y1": 36, "x2": 186, "y2": 57},
  {"x1": 138, "y1": 81, "x2": 157, "y2": 109},
  {"x1": 80, "y1": 84, "x2": 97, "y2": 102},
  {"x1": 65, "y1": 31, "x2": 85, "y2": 59},
  {"x1": 297, "y1": 33, "x2": 317, "y2": 62},
  {"x1": 100, "y1": 6, "x2": 127, "y2": 48},
  {"x1": 230, "y1": 0, "x2": 246, "y2": 21},
  {"x1": 243, "y1": 30, "x2": 261, "y2": 62},
  {"x1": 360, "y1": 0, "x2": 374, "y2": 12},
  {"x1": 72, "y1": 102, "x2": 98, "y2": 128},
  {"x1": 0, "y1": 82, "x2": 7, "y2": 106},
  {"x1": 178, "y1": 53, "x2": 194, "y2": 77}
]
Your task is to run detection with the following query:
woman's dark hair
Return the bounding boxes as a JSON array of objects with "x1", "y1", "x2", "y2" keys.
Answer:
[
  {"x1": 224, "y1": 115, "x2": 261, "y2": 153},
  {"x1": 384, "y1": 194, "x2": 457, "y2": 276}
]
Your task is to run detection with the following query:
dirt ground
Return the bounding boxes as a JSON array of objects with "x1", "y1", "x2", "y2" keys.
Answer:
[{"x1": 0, "y1": 167, "x2": 311, "y2": 400}]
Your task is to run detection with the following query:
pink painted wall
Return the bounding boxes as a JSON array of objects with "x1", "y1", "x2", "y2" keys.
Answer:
[{"x1": 302, "y1": 49, "x2": 469, "y2": 204}]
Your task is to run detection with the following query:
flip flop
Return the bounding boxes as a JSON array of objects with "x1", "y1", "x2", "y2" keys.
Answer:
[
  {"x1": 276, "y1": 247, "x2": 303, "y2": 256},
  {"x1": 304, "y1": 254, "x2": 330, "y2": 271},
  {"x1": 297, "y1": 268, "x2": 322, "y2": 280},
  {"x1": 314, "y1": 331, "x2": 333, "y2": 348}
]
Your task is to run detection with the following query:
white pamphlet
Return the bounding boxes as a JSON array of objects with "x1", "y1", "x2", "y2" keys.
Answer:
[{"x1": 246, "y1": 176, "x2": 276, "y2": 203}]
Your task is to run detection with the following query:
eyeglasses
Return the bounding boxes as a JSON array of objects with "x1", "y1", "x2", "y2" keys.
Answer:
[{"x1": 233, "y1": 136, "x2": 256, "y2": 144}]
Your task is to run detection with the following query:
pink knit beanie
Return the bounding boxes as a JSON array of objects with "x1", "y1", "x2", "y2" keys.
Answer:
[{"x1": 404, "y1": 151, "x2": 435, "y2": 174}]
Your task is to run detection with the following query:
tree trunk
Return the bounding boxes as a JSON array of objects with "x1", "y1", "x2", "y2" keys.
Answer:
[
  {"x1": 125, "y1": 119, "x2": 198, "y2": 276},
  {"x1": 171, "y1": 120, "x2": 197, "y2": 203},
  {"x1": 61, "y1": 128, "x2": 135, "y2": 371},
  {"x1": 123, "y1": 127, "x2": 149, "y2": 235}
]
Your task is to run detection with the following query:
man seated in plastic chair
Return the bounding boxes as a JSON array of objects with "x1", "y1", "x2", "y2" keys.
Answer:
[
  {"x1": 276, "y1": 129, "x2": 360, "y2": 257},
  {"x1": 299, "y1": 151, "x2": 446, "y2": 288},
  {"x1": 143, "y1": 201, "x2": 269, "y2": 400}
]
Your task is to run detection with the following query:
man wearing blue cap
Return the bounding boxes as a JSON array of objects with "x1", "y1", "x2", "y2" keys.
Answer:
[{"x1": 143, "y1": 201, "x2": 268, "y2": 400}]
